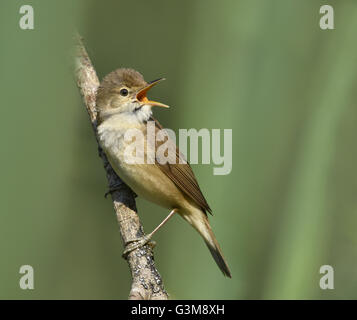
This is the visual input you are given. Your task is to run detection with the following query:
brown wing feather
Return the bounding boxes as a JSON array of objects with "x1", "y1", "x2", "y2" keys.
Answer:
[{"x1": 149, "y1": 116, "x2": 212, "y2": 215}]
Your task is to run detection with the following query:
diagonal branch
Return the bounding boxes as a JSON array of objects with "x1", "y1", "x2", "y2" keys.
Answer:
[{"x1": 74, "y1": 33, "x2": 168, "y2": 300}]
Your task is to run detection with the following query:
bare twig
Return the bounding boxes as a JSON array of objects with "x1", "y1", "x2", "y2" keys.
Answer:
[{"x1": 74, "y1": 33, "x2": 168, "y2": 300}]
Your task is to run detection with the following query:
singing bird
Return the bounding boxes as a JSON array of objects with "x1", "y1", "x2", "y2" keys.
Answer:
[{"x1": 96, "y1": 68, "x2": 231, "y2": 277}]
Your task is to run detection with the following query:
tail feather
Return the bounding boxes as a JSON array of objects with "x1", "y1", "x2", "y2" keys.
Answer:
[
  {"x1": 184, "y1": 209, "x2": 232, "y2": 278},
  {"x1": 203, "y1": 223, "x2": 232, "y2": 278}
]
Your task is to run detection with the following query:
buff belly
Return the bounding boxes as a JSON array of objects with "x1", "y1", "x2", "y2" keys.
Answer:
[{"x1": 107, "y1": 153, "x2": 186, "y2": 211}]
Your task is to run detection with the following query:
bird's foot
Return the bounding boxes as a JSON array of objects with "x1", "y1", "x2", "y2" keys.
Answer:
[
  {"x1": 104, "y1": 186, "x2": 138, "y2": 198},
  {"x1": 122, "y1": 235, "x2": 156, "y2": 259},
  {"x1": 104, "y1": 186, "x2": 122, "y2": 198}
]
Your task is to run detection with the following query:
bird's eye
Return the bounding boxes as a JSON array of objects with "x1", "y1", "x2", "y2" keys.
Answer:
[{"x1": 119, "y1": 88, "x2": 129, "y2": 96}]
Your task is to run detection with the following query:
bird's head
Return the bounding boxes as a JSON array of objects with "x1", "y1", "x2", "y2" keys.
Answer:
[{"x1": 96, "y1": 68, "x2": 169, "y2": 123}]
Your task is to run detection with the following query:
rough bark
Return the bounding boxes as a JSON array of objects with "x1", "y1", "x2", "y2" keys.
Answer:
[{"x1": 74, "y1": 33, "x2": 168, "y2": 300}]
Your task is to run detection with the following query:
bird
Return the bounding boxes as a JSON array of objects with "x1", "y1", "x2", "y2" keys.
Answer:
[{"x1": 96, "y1": 68, "x2": 231, "y2": 277}]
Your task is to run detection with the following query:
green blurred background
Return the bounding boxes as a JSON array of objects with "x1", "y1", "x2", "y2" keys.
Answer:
[{"x1": 1, "y1": 0, "x2": 356, "y2": 299}]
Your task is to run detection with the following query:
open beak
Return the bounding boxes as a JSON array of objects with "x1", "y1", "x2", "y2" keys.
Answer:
[{"x1": 136, "y1": 78, "x2": 169, "y2": 108}]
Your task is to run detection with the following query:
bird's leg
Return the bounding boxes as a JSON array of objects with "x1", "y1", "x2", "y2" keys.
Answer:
[{"x1": 122, "y1": 208, "x2": 178, "y2": 258}]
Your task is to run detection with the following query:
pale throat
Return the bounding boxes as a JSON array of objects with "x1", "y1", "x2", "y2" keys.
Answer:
[
  {"x1": 99, "y1": 104, "x2": 153, "y2": 124},
  {"x1": 132, "y1": 104, "x2": 153, "y2": 123},
  {"x1": 97, "y1": 104, "x2": 153, "y2": 160}
]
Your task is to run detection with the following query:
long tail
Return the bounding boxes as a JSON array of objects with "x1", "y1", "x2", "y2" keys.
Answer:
[{"x1": 183, "y1": 209, "x2": 232, "y2": 278}]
